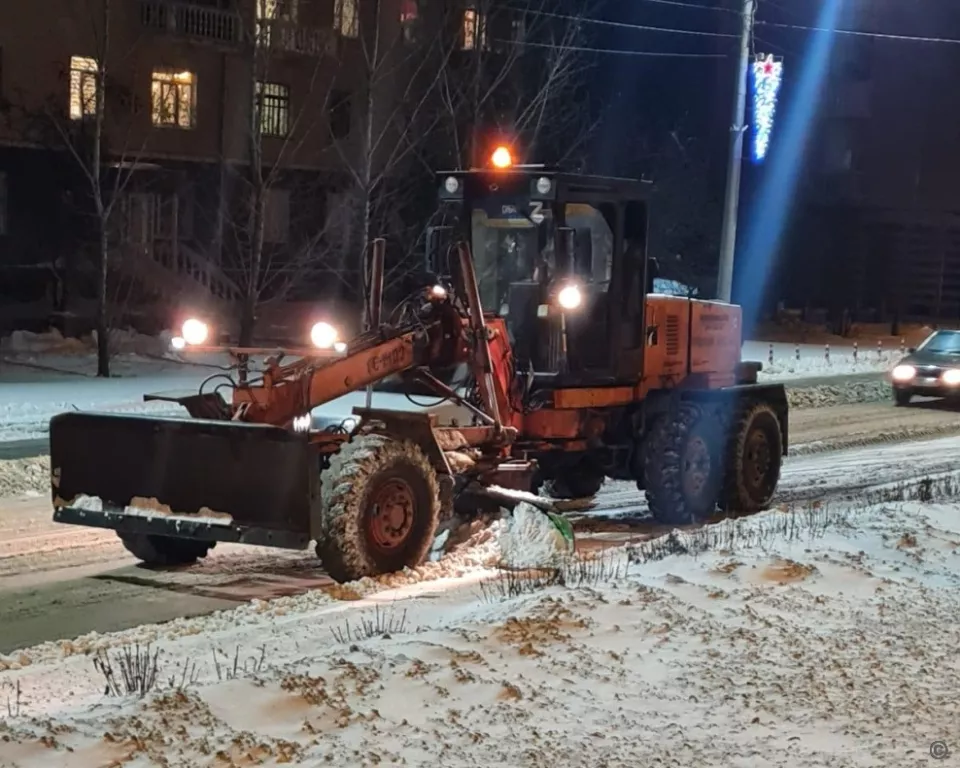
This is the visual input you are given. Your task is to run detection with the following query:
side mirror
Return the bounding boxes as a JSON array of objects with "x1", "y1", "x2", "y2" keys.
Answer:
[
  {"x1": 907, "y1": 347, "x2": 916, "y2": 354},
  {"x1": 426, "y1": 226, "x2": 453, "y2": 276}
]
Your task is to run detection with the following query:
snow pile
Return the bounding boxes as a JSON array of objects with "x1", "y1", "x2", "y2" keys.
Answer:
[
  {"x1": 3, "y1": 498, "x2": 960, "y2": 765},
  {"x1": 786, "y1": 378, "x2": 891, "y2": 409},
  {"x1": 497, "y1": 502, "x2": 573, "y2": 569},
  {"x1": 0, "y1": 457, "x2": 49, "y2": 498},
  {"x1": 0, "y1": 328, "x2": 173, "y2": 358},
  {"x1": 1, "y1": 329, "x2": 88, "y2": 355}
]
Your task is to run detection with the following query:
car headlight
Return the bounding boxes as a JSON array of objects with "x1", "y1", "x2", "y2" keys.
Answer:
[
  {"x1": 181, "y1": 318, "x2": 209, "y2": 346},
  {"x1": 943, "y1": 369, "x2": 960, "y2": 386},
  {"x1": 891, "y1": 364, "x2": 916, "y2": 382},
  {"x1": 310, "y1": 321, "x2": 338, "y2": 349},
  {"x1": 557, "y1": 284, "x2": 582, "y2": 311},
  {"x1": 292, "y1": 414, "x2": 311, "y2": 432}
]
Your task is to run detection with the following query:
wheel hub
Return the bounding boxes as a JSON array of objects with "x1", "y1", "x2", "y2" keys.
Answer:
[
  {"x1": 682, "y1": 436, "x2": 712, "y2": 498},
  {"x1": 744, "y1": 429, "x2": 772, "y2": 490},
  {"x1": 367, "y1": 479, "x2": 416, "y2": 551}
]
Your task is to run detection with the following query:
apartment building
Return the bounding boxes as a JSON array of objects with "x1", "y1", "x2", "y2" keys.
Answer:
[
  {"x1": 0, "y1": 0, "x2": 424, "y2": 328},
  {"x1": 0, "y1": 0, "x2": 564, "y2": 332}
]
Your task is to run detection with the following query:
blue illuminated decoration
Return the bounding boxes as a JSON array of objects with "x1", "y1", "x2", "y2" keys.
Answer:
[{"x1": 751, "y1": 53, "x2": 783, "y2": 162}]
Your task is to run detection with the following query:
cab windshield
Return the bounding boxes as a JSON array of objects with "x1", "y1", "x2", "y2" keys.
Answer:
[
  {"x1": 471, "y1": 208, "x2": 554, "y2": 313},
  {"x1": 919, "y1": 330, "x2": 960, "y2": 355}
]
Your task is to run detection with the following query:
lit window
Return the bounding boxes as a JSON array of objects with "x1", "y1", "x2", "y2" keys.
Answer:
[
  {"x1": 69, "y1": 56, "x2": 98, "y2": 120},
  {"x1": 256, "y1": 0, "x2": 296, "y2": 46},
  {"x1": 462, "y1": 7, "x2": 487, "y2": 51},
  {"x1": 151, "y1": 69, "x2": 196, "y2": 128},
  {"x1": 257, "y1": 82, "x2": 290, "y2": 138},
  {"x1": 256, "y1": 0, "x2": 296, "y2": 21},
  {"x1": 335, "y1": 0, "x2": 359, "y2": 38}
]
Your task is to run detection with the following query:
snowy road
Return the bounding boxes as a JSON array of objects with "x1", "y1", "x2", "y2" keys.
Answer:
[
  {"x1": 0, "y1": 338, "x2": 898, "y2": 444},
  {"x1": 3, "y1": 420, "x2": 960, "y2": 653}
]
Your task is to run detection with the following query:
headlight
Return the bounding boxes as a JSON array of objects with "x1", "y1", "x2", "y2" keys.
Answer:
[
  {"x1": 429, "y1": 284, "x2": 447, "y2": 300},
  {"x1": 170, "y1": 336, "x2": 186, "y2": 351},
  {"x1": 181, "y1": 318, "x2": 209, "y2": 346},
  {"x1": 943, "y1": 369, "x2": 960, "y2": 386},
  {"x1": 536, "y1": 176, "x2": 552, "y2": 195},
  {"x1": 557, "y1": 284, "x2": 582, "y2": 311},
  {"x1": 444, "y1": 176, "x2": 459, "y2": 194},
  {"x1": 891, "y1": 364, "x2": 916, "y2": 382},
  {"x1": 310, "y1": 321, "x2": 338, "y2": 349},
  {"x1": 292, "y1": 414, "x2": 311, "y2": 433}
]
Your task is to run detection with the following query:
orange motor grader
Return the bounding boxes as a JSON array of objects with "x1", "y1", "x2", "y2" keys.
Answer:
[{"x1": 49, "y1": 153, "x2": 787, "y2": 583}]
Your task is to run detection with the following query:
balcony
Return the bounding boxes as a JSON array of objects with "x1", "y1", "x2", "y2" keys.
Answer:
[
  {"x1": 140, "y1": 0, "x2": 242, "y2": 45},
  {"x1": 256, "y1": 18, "x2": 337, "y2": 57}
]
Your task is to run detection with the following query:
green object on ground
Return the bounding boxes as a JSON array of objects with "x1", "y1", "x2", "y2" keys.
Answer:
[{"x1": 546, "y1": 511, "x2": 575, "y2": 547}]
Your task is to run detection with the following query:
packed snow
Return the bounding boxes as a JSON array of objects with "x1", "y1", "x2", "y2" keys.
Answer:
[{"x1": 1, "y1": 497, "x2": 959, "y2": 765}]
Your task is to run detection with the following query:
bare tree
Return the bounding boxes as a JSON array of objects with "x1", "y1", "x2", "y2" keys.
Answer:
[
  {"x1": 2, "y1": 0, "x2": 151, "y2": 375},
  {"x1": 221, "y1": 0, "x2": 598, "y2": 345},
  {"x1": 224, "y1": 0, "x2": 449, "y2": 344},
  {"x1": 323, "y1": 0, "x2": 471, "y2": 305},
  {"x1": 228, "y1": 0, "x2": 338, "y2": 346},
  {"x1": 433, "y1": 0, "x2": 599, "y2": 171}
]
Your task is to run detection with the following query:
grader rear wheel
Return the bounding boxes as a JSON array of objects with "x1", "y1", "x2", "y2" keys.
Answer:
[
  {"x1": 317, "y1": 434, "x2": 441, "y2": 584},
  {"x1": 643, "y1": 402, "x2": 724, "y2": 526},
  {"x1": 720, "y1": 402, "x2": 783, "y2": 514}
]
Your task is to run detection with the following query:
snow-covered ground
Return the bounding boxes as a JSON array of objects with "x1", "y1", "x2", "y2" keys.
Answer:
[
  {"x1": 742, "y1": 340, "x2": 901, "y2": 381},
  {"x1": 0, "y1": 330, "x2": 475, "y2": 443},
  {"x1": 0, "y1": 331, "x2": 900, "y2": 444},
  {"x1": 1, "y1": 497, "x2": 959, "y2": 765}
]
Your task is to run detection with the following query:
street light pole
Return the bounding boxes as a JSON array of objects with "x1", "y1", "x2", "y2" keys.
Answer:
[{"x1": 716, "y1": 0, "x2": 755, "y2": 303}]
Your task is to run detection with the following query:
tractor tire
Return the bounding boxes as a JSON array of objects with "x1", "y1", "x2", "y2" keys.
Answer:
[
  {"x1": 118, "y1": 532, "x2": 214, "y2": 566},
  {"x1": 643, "y1": 402, "x2": 724, "y2": 526},
  {"x1": 720, "y1": 401, "x2": 783, "y2": 515},
  {"x1": 317, "y1": 433, "x2": 441, "y2": 584}
]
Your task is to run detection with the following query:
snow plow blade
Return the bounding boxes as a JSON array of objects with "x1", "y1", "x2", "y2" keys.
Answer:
[{"x1": 49, "y1": 411, "x2": 317, "y2": 549}]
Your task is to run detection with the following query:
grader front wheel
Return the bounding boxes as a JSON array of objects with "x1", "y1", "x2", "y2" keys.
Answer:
[{"x1": 317, "y1": 434, "x2": 441, "y2": 584}]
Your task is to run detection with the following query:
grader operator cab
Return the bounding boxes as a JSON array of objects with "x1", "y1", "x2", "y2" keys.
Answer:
[
  {"x1": 48, "y1": 154, "x2": 787, "y2": 584},
  {"x1": 424, "y1": 159, "x2": 786, "y2": 508}
]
